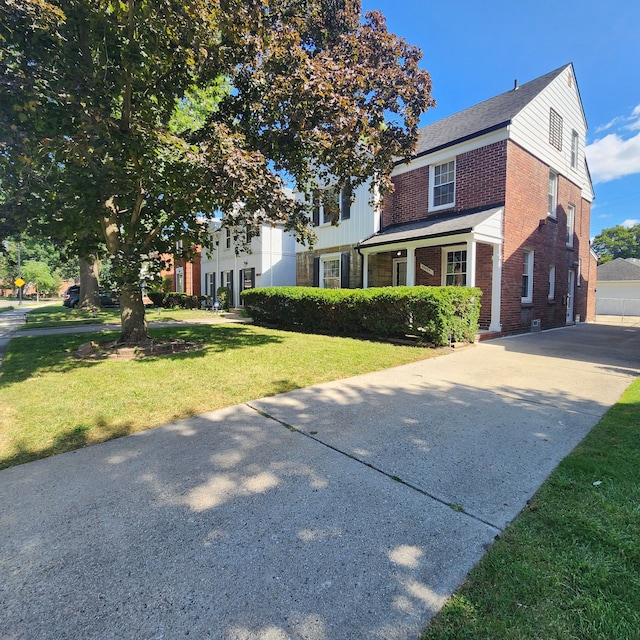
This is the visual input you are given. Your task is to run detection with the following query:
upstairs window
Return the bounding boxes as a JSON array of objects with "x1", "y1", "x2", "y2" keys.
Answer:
[
  {"x1": 549, "y1": 109, "x2": 563, "y2": 151},
  {"x1": 548, "y1": 171, "x2": 558, "y2": 218},
  {"x1": 430, "y1": 160, "x2": 456, "y2": 210},
  {"x1": 571, "y1": 130, "x2": 579, "y2": 169},
  {"x1": 312, "y1": 181, "x2": 352, "y2": 225}
]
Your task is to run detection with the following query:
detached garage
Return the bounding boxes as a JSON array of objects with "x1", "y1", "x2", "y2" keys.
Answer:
[{"x1": 596, "y1": 258, "x2": 640, "y2": 317}]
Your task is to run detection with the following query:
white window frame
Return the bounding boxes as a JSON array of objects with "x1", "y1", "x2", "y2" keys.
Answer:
[
  {"x1": 566, "y1": 203, "x2": 575, "y2": 247},
  {"x1": 320, "y1": 254, "x2": 341, "y2": 289},
  {"x1": 175, "y1": 267, "x2": 185, "y2": 293},
  {"x1": 442, "y1": 245, "x2": 467, "y2": 287},
  {"x1": 570, "y1": 130, "x2": 579, "y2": 169},
  {"x1": 548, "y1": 265, "x2": 556, "y2": 301},
  {"x1": 313, "y1": 184, "x2": 351, "y2": 226},
  {"x1": 429, "y1": 160, "x2": 456, "y2": 212},
  {"x1": 522, "y1": 250, "x2": 534, "y2": 303},
  {"x1": 548, "y1": 171, "x2": 558, "y2": 218}
]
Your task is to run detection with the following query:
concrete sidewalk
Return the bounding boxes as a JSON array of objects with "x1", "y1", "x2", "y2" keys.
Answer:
[{"x1": 1, "y1": 320, "x2": 639, "y2": 639}]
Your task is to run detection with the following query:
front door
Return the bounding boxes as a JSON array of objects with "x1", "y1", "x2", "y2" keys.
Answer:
[
  {"x1": 566, "y1": 270, "x2": 575, "y2": 323},
  {"x1": 393, "y1": 259, "x2": 407, "y2": 286}
]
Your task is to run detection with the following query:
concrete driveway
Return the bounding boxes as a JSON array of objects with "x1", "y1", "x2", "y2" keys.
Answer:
[{"x1": 1, "y1": 320, "x2": 639, "y2": 639}]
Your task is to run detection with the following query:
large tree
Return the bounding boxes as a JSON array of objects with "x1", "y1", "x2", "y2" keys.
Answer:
[
  {"x1": 1, "y1": 0, "x2": 434, "y2": 343},
  {"x1": 592, "y1": 224, "x2": 640, "y2": 264}
]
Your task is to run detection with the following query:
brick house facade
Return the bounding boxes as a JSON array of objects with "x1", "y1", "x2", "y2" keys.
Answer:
[{"x1": 297, "y1": 63, "x2": 596, "y2": 336}]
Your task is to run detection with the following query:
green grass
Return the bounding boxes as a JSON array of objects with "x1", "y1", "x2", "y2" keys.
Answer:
[
  {"x1": 0, "y1": 306, "x2": 15, "y2": 313},
  {"x1": 0, "y1": 324, "x2": 441, "y2": 469},
  {"x1": 19, "y1": 304, "x2": 224, "y2": 328},
  {"x1": 422, "y1": 377, "x2": 640, "y2": 640}
]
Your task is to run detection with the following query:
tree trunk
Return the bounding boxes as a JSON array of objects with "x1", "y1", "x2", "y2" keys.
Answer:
[
  {"x1": 79, "y1": 255, "x2": 100, "y2": 309},
  {"x1": 118, "y1": 284, "x2": 149, "y2": 344}
]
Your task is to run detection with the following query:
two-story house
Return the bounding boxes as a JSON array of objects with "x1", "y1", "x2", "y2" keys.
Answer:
[
  {"x1": 296, "y1": 63, "x2": 596, "y2": 336},
  {"x1": 200, "y1": 215, "x2": 297, "y2": 308}
]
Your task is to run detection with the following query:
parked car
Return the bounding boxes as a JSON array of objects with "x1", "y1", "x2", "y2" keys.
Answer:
[{"x1": 62, "y1": 285, "x2": 118, "y2": 308}]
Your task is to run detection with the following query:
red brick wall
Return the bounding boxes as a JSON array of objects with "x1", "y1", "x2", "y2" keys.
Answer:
[
  {"x1": 502, "y1": 141, "x2": 593, "y2": 333},
  {"x1": 383, "y1": 140, "x2": 508, "y2": 227}
]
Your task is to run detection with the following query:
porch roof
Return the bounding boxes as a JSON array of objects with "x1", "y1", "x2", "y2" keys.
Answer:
[{"x1": 358, "y1": 206, "x2": 503, "y2": 250}]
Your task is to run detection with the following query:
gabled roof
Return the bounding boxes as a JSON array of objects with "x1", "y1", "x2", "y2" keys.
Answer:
[
  {"x1": 410, "y1": 64, "x2": 572, "y2": 159},
  {"x1": 597, "y1": 257, "x2": 640, "y2": 282}
]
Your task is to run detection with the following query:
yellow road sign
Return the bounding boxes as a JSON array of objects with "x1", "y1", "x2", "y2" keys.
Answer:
[{"x1": 14, "y1": 277, "x2": 25, "y2": 288}]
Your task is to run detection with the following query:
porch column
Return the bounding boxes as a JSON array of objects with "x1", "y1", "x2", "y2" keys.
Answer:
[
  {"x1": 362, "y1": 252, "x2": 369, "y2": 288},
  {"x1": 466, "y1": 239, "x2": 477, "y2": 287},
  {"x1": 489, "y1": 242, "x2": 502, "y2": 332},
  {"x1": 406, "y1": 247, "x2": 416, "y2": 286}
]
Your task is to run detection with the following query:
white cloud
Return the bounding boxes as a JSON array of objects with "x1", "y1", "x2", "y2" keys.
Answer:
[
  {"x1": 586, "y1": 130, "x2": 640, "y2": 183},
  {"x1": 587, "y1": 104, "x2": 640, "y2": 182},
  {"x1": 623, "y1": 219, "x2": 640, "y2": 228}
]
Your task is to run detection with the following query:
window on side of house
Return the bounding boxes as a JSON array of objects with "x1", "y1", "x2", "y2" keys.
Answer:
[
  {"x1": 430, "y1": 160, "x2": 456, "y2": 211},
  {"x1": 321, "y1": 256, "x2": 341, "y2": 289},
  {"x1": 175, "y1": 267, "x2": 184, "y2": 293},
  {"x1": 548, "y1": 265, "x2": 556, "y2": 300},
  {"x1": 225, "y1": 227, "x2": 231, "y2": 249},
  {"x1": 549, "y1": 108, "x2": 563, "y2": 151},
  {"x1": 548, "y1": 171, "x2": 558, "y2": 218},
  {"x1": 566, "y1": 203, "x2": 575, "y2": 246},
  {"x1": 522, "y1": 250, "x2": 534, "y2": 303},
  {"x1": 570, "y1": 130, "x2": 579, "y2": 169},
  {"x1": 444, "y1": 247, "x2": 467, "y2": 286},
  {"x1": 340, "y1": 180, "x2": 352, "y2": 220},
  {"x1": 312, "y1": 185, "x2": 348, "y2": 226}
]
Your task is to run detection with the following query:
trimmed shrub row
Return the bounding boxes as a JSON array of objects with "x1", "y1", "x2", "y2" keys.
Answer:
[
  {"x1": 147, "y1": 292, "x2": 203, "y2": 309},
  {"x1": 241, "y1": 286, "x2": 482, "y2": 346}
]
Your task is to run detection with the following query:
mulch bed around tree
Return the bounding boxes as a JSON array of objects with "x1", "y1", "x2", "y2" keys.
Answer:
[{"x1": 73, "y1": 338, "x2": 204, "y2": 360}]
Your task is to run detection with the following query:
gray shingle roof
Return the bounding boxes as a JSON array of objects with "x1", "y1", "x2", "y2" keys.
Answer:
[
  {"x1": 597, "y1": 257, "x2": 640, "y2": 281},
  {"x1": 410, "y1": 64, "x2": 571, "y2": 159},
  {"x1": 358, "y1": 206, "x2": 502, "y2": 249}
]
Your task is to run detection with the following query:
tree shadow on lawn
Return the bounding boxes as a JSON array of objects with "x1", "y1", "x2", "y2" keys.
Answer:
[
  {"x1": 0, "y1": 325, "x2": 283, "y2": 387},
  {"x1": 1, "y1": 417, "x2": 138, "y2": 470}
]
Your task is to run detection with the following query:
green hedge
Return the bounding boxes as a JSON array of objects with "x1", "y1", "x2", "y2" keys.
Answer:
[
  {"x1": 241, "y1": 286, "x2": 482, "y2": 346},
  {"x1": 147, "y1": 292, "x2": 203, "y2": 309}
]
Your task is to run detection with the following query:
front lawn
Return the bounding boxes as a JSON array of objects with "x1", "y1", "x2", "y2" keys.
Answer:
[
  {"x1": 0, "y1": 324, "x2": 441, "y2": 469},
  {"x1": 20, "y1": 304, "x2": 220, "y2": 329}
]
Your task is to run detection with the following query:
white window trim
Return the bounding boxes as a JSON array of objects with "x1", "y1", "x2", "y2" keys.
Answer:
[
  {"x1": 570, "y1": 130, "x2": 579, "y2": 170},
  {"x1": 548, "y1": 171, "x2": 558, "y2": 218},
  {"x1": 441, "y1": 245, "x2": 468, "y2": 287},
  {"x1": 522, "y1": 250, "x2": 534, "y2": 303},
  {"x1": 320, "y1": 253, "x2": 341, "y2": 289},
  {"x1": 429, "y1": 159, "x2": 456, "y2": 212},
  {"x1": 548, "y1": 265, "x2": 556, "y2": 301},
  {"x1": 566, "y1": 203, "x2": 575, "y2": 247}
]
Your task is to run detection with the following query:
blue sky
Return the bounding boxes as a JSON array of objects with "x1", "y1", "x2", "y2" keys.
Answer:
[{"x1": 361, "y1": 0, "x2": 640, "y2": 238}]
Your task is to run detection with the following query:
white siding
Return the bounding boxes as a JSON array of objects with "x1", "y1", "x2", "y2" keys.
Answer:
[
  {"x1": 510, "y1": 66, "x2": 594, "y2": 201},
  {"x1": 296, "y1": 179, "x2": 379, "y2": 252},
  {"x1": 200, "y1": 221, "x2": 297, "y2": 306}
]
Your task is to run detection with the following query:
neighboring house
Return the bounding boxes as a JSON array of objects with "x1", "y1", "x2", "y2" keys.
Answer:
[
  {"x1": 296, "y1": 63, "x2": 597, "y2": 336},
  {"x1": 158, "y1": 248, "x2": 201, "y2": 297},
  {"x1": 596, "y1": 257, "x2": 640, "y2": 317},
  {"x1": 200, "y1": 217, "x2": 297, "y2": 308}
]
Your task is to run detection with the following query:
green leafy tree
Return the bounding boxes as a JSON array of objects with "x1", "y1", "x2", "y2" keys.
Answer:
[
  {"x1": 1, "y1": 0, "x2": 434, "y2": 344},
  {"x1": 592, "y1": 224, "x2": 640, "y2": 264},
  {"x1": 21, "y1": 259, "x2": 59, "y2": 300}
]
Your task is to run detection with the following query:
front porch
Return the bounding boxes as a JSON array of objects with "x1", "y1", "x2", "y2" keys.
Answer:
[{"x1": 358, "y1": 207, "x2": 504, "y2": 333}]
